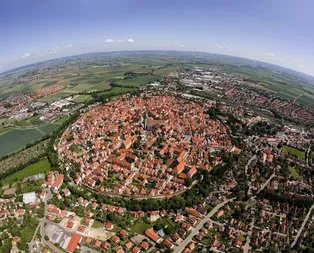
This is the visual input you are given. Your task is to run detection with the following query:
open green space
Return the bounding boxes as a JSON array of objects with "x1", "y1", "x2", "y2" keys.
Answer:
[
  {"x1": 54, "y1": 116, "x2": 69, "y2": 124},
  {"x1": 73, "y1": 95, "x2": 92, "y2": 103},
  {"x1": 131, "y1": 222, "x2": 151, "y2": 234},
  {"x1": 115, "y1": 75, "x2": 161, "y2": 87},
  {"x1": 1, "y1": 159, "x2": 51, "y2": 186},
  {"x1": 0, "y1": 127, "x2": 12, "y2": 136},
  {"x1": 97, "y1": 86, "x2": 136, "y2": 96},
  {"x1": 0, "y1": 128, "x2": 44, "y2": 157},
  {"x1": 92, "y1": 220, "x2": 103, "y2": 228},
  {"x1": 0, "y1": 123, "x2": 60, "y2": 158},
  {"x1": 13, "y1": 116, "x2": 45, "y2": 127},
  {"x1": 38, "y1": 123, "x2": 60, "y2": 135},
  {"x1": 282, "y1": 145, "x2": 305, "y2": 159},
  {"x1": 288, "y1": 166, "x2": 300, "y2": 180}
]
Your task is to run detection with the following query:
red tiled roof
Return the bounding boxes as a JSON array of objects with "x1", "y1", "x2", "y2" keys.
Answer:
[{"x1": 66, "y1": 234, "x2": 82, "y2": 252}]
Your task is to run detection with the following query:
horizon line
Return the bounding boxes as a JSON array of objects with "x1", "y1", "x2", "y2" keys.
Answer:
[{"x1": 1, "y1": 49, "x2": 314, "y2": 81}]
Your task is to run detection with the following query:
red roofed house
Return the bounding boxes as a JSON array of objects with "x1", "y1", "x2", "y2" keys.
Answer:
[
  {"x1": 144, "y1": 228, "x2": 162, "y2": 243},
  {"x1": 172, "y1": 161, "x2": 186, "y2": 175},
  {"x1": 66, "y1": 234, "x2": 82, "y2": 252},
  {"x1": 51, "y1": 174, "x2": 64, "y2": 192}
]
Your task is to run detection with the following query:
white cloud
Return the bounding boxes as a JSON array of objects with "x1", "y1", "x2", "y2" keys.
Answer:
[
  {"x1": 49, "y1": 46, "x2": 60, "y2": 54},
  {"x1": 104, "y1": 38, "x2": 114, "y2": 43},
  {"x1": 215, "y1": 44, "x2": 224, "y2": 49},
  {"x1": 21, "y1": 53, "x2": 31, "y2": 58},
  {"x1": 263, "y1": 52, "x2": 275, "y2": 57},
  {"x1": 64, "y1": 44, "x2": 73, "y2": 48},
  {"x1": 104, "y1": 38, "x2": 135, "y2": 44},
  {"x1": 173, "y1": 42, "x2": 185, "y2": 47}
]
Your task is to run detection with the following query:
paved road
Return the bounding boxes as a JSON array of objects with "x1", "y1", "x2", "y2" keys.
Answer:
[
  {"x1": 38, "y1": 188, "x2": 66, "y2": 253},
  {"x1": 245, "y1": 155, "x2": 257, "y2": 196},
  {"x1": 243, "y1": 217, "x2": 255, "y2": 253},
  {"x1": 255, "y1": 173, "x2": 276, "y2": 195},
  {"x1": 173, "y1": 198, "x2": 235, "y2": 253},
  {"x1": 291, "y1": 203, "x2": 314, "y2": 248},
  {"x1": 40, "y1": 219, "x2": 65, "y2": 253},
  {"x1": 29, "y1": 222, "x2": 41, "y2": 252},
  {"x1": 306, "y1": 144, "x2": 312, "y2": 167}
]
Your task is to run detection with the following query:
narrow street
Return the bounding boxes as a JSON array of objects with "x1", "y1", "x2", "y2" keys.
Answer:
[
  {"x1": 291, "y1": 203, "x2": 314, "y2": 248},
  {"x1": 173, "y1": 198, "x2": 235, "y2": 253}
]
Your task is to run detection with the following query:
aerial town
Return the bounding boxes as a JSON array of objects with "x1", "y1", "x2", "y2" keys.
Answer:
[{"x1": 0, "y1": 63, "x2": 313, "y2": 253}]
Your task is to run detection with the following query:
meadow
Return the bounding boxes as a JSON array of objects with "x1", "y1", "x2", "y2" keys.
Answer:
[
  {"x1": 282, "y1": 145, "x2": 305, "y2": 159},
  {"x1": 0, "y1": 123, "x2": 61, "y2": 158},
  {"x1": 1, "y1": 159, "x2": 51, "y2": 186}
]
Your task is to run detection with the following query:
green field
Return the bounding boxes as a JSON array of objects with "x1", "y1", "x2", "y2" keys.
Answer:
[
  {"x1": 288, "y1": 166, "x2": 300, "y2": 180},
  {"x1": 132, "y1": 222, "x2": 151, "y2": 234},
  {"x1": 282, "y1": 145, "x2": 305, "y2": 159},
  {"x1": 92, "y1": 220, "x2": 103, "y2": 228},
  {"x1": 13, "y1": 116, "x2": 45, "y2": 127},
  {"x1": 1, "y1": 159, "x2": 51, "y2": 185},
  {"x1": 115, "y1": 75, "x2": 161, "y2": 87},
  {"x1": 98, "y1": 86, "x2": 136, "y2": 96},
  {"x1": 0, "y1": 123, "x2": 61, "y2": 158},
  {"x1": 73, "y1": 95, "x2": 92, "y2": 103}
]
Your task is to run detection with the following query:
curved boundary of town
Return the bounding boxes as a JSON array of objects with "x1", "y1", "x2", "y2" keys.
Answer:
[{"x1": 54, "y1": 91, "x2": 231, "y2": 200}]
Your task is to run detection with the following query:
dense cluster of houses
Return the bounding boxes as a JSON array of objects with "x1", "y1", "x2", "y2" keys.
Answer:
[{"x1": 58, "y1": 95, "x2": 232, "y2": 197}]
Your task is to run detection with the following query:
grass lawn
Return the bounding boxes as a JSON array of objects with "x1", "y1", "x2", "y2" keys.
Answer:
[
  {"x1": 289, "y1": 166, "x2": 300, "y2": 180},
  {"x1": 132, "y1": 222, "x2": 151, "y2": 234},
  {"x1": 1, "y1": 159, "x2": 51, "y2": 186},
  {"x1": 282, "y1": 145, "x2": 305, "y2": 159},
  {"x1": 73, "y1": 95, "x2": 92, "y2": 103},
  {"x1": 237, "y1": 234, "x2": 246, "y2": 242},
  {"x1": 92, "y1": 220, "x2": 103, "y2": 228}
]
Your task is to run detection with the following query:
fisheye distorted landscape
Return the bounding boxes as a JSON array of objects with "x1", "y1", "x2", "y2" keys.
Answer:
[{"x1": 0, "y1": 1, "x2": 314, "y2": 253}]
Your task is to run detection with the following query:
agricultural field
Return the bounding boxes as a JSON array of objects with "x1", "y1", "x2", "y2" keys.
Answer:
[
  {"x1": 12, "y1": 116, "x2": 45, "y2": 127},
  {"x1": 218, "y1": 64, "x2": 314, "y2": 108},
  {"x1": 115, "y1": 75, "x2": 161, "y2": 87},
  {"x1": 72, "y1": 94, "x2": 92, "y2": 103},
  {"x1": 282, "y1": 145, "x2": 306, "y2": 159},
  {"x1": 0, "y1": 123, "x2": 60, "y2": 158},
  {"x1": 1, "y1": 158, "x2": 51, "y2": 186},
  {"x1": 0, "y1": 139, "x2": 49, "y2": 174},
  {"x1": 0, "y1": 51, "x2": 313, "y2": 156}
]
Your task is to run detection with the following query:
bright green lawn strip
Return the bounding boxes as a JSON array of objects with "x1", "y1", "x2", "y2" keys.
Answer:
[
  {"x1": 1, "y1": 159, "x2": 51, "y2": 186},
  {"x1": 73, "y1": 95, "x2": 92, "y2": 103},
  {"x1": 282, "y1": 145, "x2": 305, "y2": 159}
]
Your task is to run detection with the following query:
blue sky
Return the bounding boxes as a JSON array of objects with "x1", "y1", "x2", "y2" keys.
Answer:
[{"x1": 1, "y1": 0, "x2": 314, "y2": 76}]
